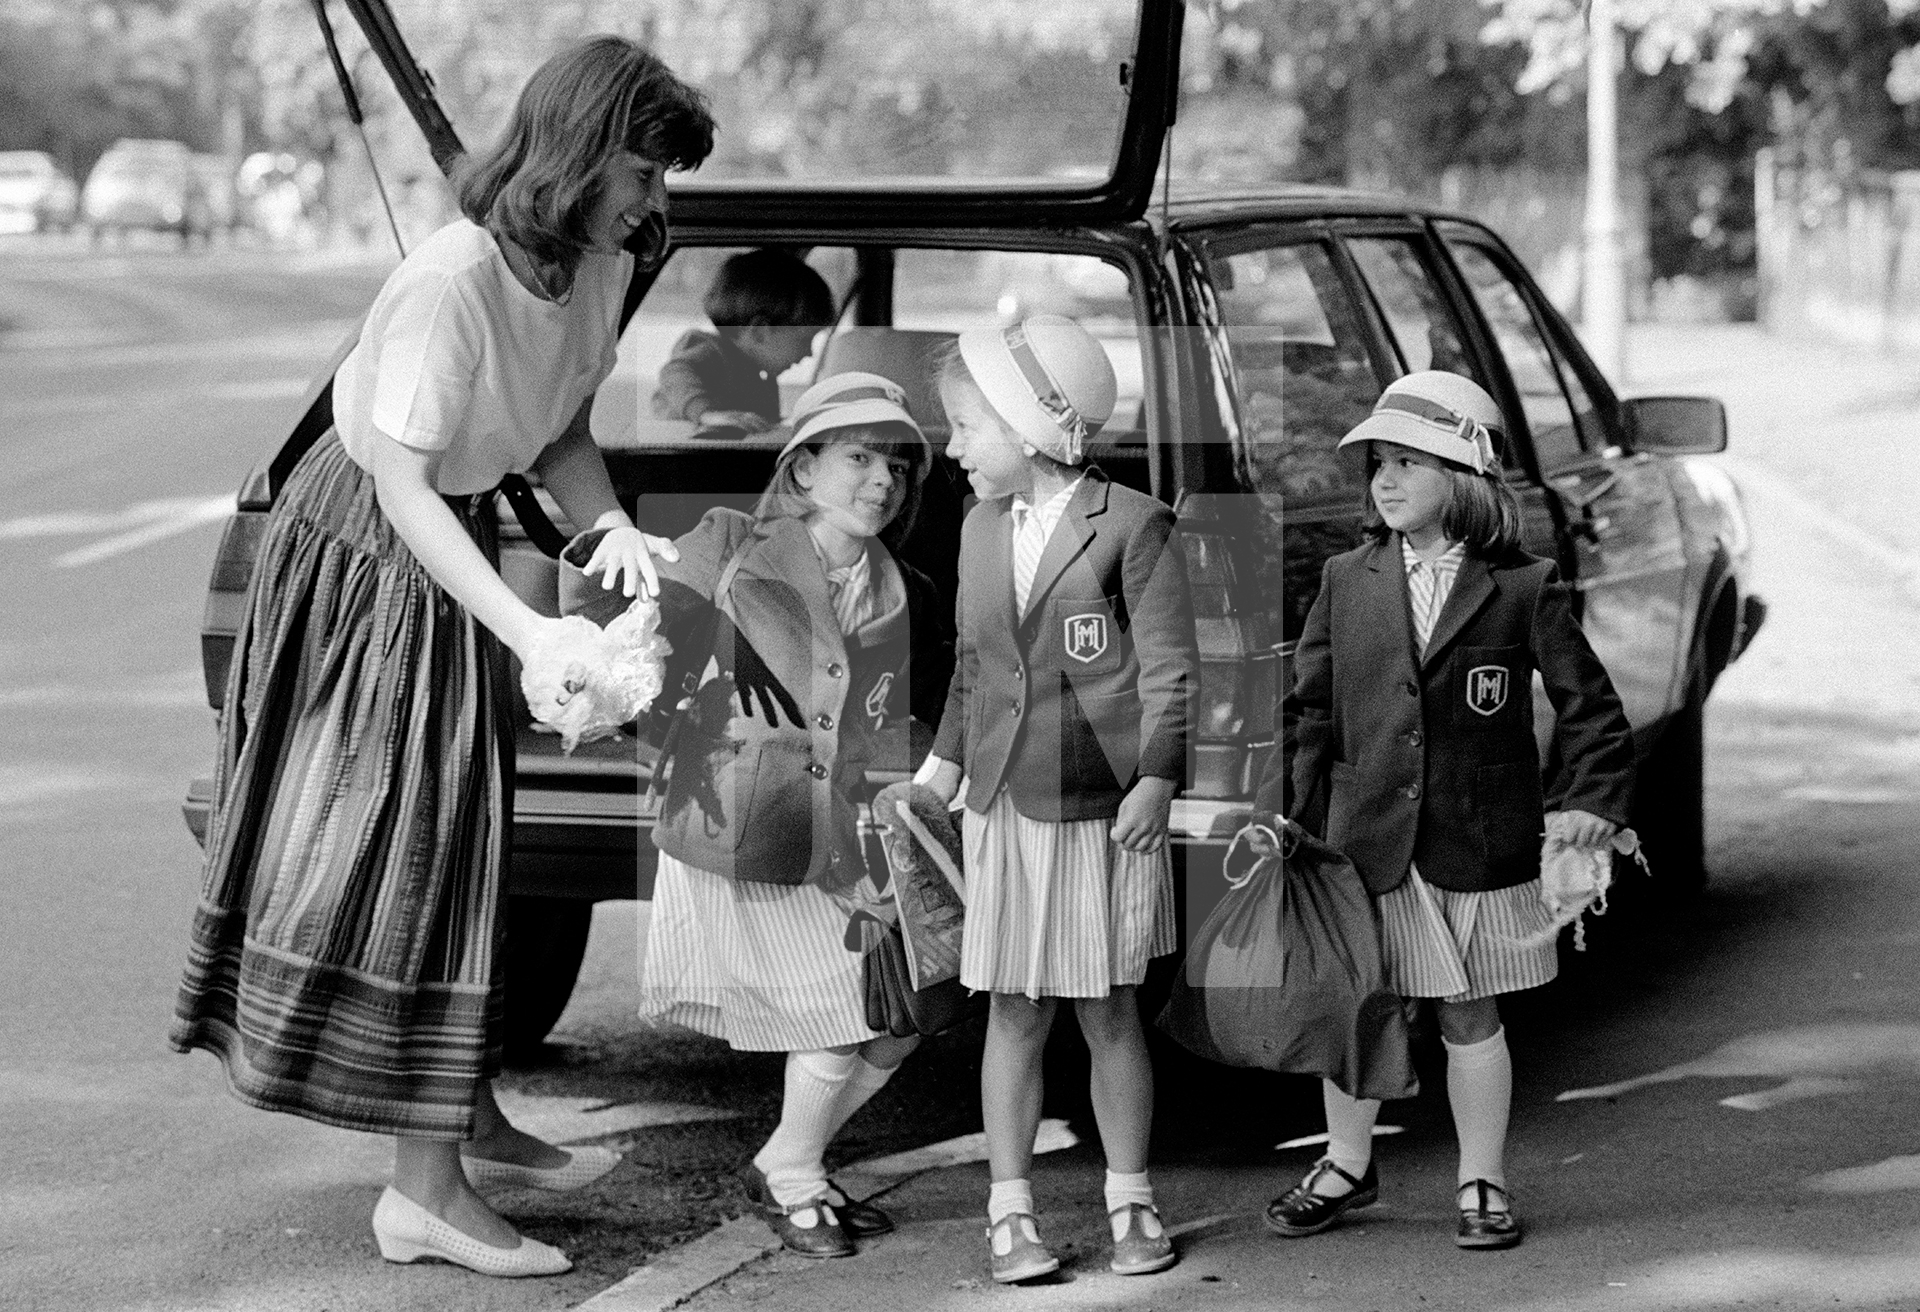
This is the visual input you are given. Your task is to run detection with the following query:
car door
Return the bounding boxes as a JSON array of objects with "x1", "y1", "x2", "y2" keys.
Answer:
[{"x1": 1437, "y1": 225, "x2": 1691, "y2": 734}]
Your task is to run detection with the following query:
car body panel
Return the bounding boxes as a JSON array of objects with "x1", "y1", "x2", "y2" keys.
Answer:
[{"x1": 0, "y1": 150, "x2": 78, "y2": 233}]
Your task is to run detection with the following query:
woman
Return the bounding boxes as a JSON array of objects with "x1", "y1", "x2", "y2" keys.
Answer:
[{"x1": 169, "y1": 37, "x2": 715, "y2": 1278}]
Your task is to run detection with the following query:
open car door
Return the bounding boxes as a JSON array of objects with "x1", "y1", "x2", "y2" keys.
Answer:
[{"x1": 335, "y1": 0, "x2": 1183, "y2": 229}]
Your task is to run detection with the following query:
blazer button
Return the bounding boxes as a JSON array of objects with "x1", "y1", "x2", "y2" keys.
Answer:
[
  {"x1": 1402, "y1": 782, "x2": 1421, "y2": 800},
  {"x1": 816, "y1": 712, "x2": 834, "y2": 730},
  {"x1": 808, "y1": 762, "x2": 828, "y2": 780},
  {"x1": 1404, "y1": 680, "x2": 1419, "y2": 696},
  {"x1": 1010, "y1": 703, "x2": 1021, "y2": 717},
  {"x1": 1013, "y1": 667, "x2": 1024, "y2": 680},
  {"x1": 1407, "y1": 730, "x2": 1423, "y2": 747},
  {"x1": 827, "y1": 663, "x2": 845, "y2": 678}
]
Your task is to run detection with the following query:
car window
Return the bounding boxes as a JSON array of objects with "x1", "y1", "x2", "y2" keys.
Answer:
[
  {"x1": 1344, "y1": 236, "x2": 1485, "y2": 383},
  {"x1": 594, "y1": 244, "x2": 855, "y2": 447},
  {"x1": 1445, "y1": 241, "x2": 1602, "y2": 471},
  {"x1": 1205, "y1": 236, "x2": 1380, "y2": 640},
  {"x1": 887, "y1": 248, "x2": 1146, "y2": 445}
]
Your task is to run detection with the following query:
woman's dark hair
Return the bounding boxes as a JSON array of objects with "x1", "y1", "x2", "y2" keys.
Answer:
[
  {"x1": 457, "y1": 35, "x2": 715, "y2": 271},
  {"x1": 705, "y1": 249, "x2": 834, "y2": 329},
  {"x1": 752, "y1": 423, "x2": 929, "y2": 553},
  {"x1": 1361, "y1": 450, "x2": 1526, "y2": 555}
]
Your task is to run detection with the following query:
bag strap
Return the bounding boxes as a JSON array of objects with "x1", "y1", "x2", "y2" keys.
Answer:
[
  {"x1": 644, "y1": 532, "x2": 755, "y2": 802},
  {"x1": 496, "y1": 474, "x2": 570, "y2": 559}
]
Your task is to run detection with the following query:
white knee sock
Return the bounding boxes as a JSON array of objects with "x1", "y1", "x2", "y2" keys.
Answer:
[
  {"x1": 1315, "y1": 1078, "x2": 1381, "y2": 1196},
  {"x1": 1445, "y1": 1027, "x2": 1513, "y2": 1198},
  {"x1": 827, "y1": 1056, "x2": 896, "y2": 1139},
  {"x1": 987, "y1": 1178, "x2": 1034, "y2": 1226},
  {"x1": 754, "y1": 1050, "x2": 857, "y2": 1208}
]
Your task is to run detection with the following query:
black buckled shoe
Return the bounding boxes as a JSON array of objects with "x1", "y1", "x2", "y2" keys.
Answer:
[
  {"x1": 765, "y1": 1196, "x2": 857, "y2": 1259},
  {"x1": 824, "y1": 1179, "x2": 893, "y2": 1237},
  {"x1": 1455, "y1": 1179, "x2": 1523, "y2": 1250},
  {"x1": 1263, "y1": 1158, "x2": 1380, "y2": 1238}
]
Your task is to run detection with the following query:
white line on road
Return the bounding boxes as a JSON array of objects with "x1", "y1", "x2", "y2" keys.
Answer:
[
  {"x1": 52, "y1": 495, "x2": 233, "y2": 567},
  {"x1": 1729, "y1": 457, "x2": 1920, "y2": 602}
]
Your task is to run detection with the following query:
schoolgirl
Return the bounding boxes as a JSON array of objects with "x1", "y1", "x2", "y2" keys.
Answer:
[
  {"x1": 918, "y1": 315, "x2": 1198, "y2": 1283},
  {"x1": 1253, "y1": 370, "x2": 1636, "y2": 1250},
  {"x1": 609, "y1": 372, "x2": 952, "y2": 1259},
  {"x1": 168, "y1": 38, "x2": 712, "y2": 1279}
]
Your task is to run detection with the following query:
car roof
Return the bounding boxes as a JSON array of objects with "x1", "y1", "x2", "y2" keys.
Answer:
[{"x1": 1151, "y1": 180, "x2": 1482, "y2": 232}]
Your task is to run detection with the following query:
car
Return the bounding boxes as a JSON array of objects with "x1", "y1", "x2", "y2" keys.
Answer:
[
  {"x1": 0, "y1": 150, "x2": 79, "y2": 234},
  {"x1": 183, "y1": 0, "x2": 1764, "y2": 1055},
  {"x1": 81, "y1": 139, "x2": 212, "y2": 244}
]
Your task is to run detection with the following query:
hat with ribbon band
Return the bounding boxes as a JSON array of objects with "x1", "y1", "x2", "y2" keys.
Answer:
[
  {"x1": 957, "y1": 314, "x2": 1117, "y2": 466},
  {"x1": 779, "y1": 370, "x2": 931, "y2": 475},
  {"x1": 1337, "y1": 370, "x2": 1505, "y2": 474}
]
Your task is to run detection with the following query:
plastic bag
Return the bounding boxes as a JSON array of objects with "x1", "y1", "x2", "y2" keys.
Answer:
[
  {"x1": 519, "y1": 595, "x2": 671, "y2": 753},
  {"x1": 1509, "y1": 819, "x2": 1650, "y2": 952},
  {"x1": 1157, "y1": 820, "x2": 1417, "y2": 1102}
]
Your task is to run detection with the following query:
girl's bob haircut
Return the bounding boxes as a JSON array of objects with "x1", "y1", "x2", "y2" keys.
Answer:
[
  {"x1": 753, "y1": 423, "x2": 930, "y2": 553},
  {"x1": 1361, "y1": 444, "x2": 1527, "y2": 556},
  {"x1": 457, "y1": 36, "x2": 716, "y2": 272}
]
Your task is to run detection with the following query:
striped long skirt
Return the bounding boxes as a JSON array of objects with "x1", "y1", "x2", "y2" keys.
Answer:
[{"x1": 169, "y1": 433, "x2": 510, "y2": 1141}]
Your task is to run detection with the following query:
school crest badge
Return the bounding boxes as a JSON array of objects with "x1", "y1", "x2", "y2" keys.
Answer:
[
  {"x1": 1466, "y1": 665, "x2": 1509, "y2": 716},
  {"x1": 1063, "y1": 613, "x2": 1109, "y2": 664},
  {"x1": 865, "y1": 671, "x2": 894, "y2": 727}
]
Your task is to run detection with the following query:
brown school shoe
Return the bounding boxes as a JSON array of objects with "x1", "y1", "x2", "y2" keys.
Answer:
[
  {"x1": 1263, "y1": 1158, "x2": 1379, "y2": 1237},
  {"x1": 1108, "y1": 1202, "x2": 1177, "y2": 1275},
  {"x1": 1456, "y1": 1179, "x2": 1523, "y2": 1250}
]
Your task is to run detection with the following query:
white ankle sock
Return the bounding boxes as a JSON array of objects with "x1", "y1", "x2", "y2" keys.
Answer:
[
  {"x1": 1315, "y1": 1079, "x2": 1381, "y2": 1196},
  {"x1": 753, "y1": 1050, "x2": 856, "y2": 1208},
  {"x1": 1103, "y1": 1170, "x2": 1157, "y2": 1240},
  {"x1": 987, "y1": 1178, "x2": 1034, "y2": 1226},
  {"x1": 1445, "y1": 1027, "x2": 1512, "y2": 1204}
]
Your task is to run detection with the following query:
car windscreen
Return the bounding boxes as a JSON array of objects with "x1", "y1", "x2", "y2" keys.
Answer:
[{"x1": 377, "y1": 1, "x2": 1145, "y2": 186}]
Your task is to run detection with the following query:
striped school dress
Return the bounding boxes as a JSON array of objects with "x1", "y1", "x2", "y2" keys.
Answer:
[
  {"x1": 957, "y1": 483, "x2": 1178, "y2": 1000},
  {"x1": 638, "y1": 545, "x2": 893, "y2": 1052},
  {"x1": 169, "y1": 433, "x2": 509, "y2": 1140},
  {"x1": 1374, "y1": 538, "x2": 1558, "y2": 1002}
]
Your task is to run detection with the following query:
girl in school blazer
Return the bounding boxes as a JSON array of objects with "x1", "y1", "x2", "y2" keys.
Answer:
[
  {"x1": 1252, "y1": 371, "x2": 1634, "y2": 1252},
  {"x1": 919, "y1": 316, "x2": 1198, "y2": 1284},
  {"x1": 573, "y1": 374, "x2": 952, "y2": 1261}
]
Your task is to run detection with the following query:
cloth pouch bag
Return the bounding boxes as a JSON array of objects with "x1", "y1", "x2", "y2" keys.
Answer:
[{"x1": 1157, "y1": 820, "x2": 1417, "y2": 1102}]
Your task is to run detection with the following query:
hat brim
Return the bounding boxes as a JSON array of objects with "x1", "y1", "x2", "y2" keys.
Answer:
[
  {"x1": 1336, "y1": 410, "x2": 1482, "y2": 470},
  {"x1": 780, "y1": 397, "x2": 931, "y2": 470},
  {"x1": 957, "y1": 327, "x2": 1082, "y2": 463}
]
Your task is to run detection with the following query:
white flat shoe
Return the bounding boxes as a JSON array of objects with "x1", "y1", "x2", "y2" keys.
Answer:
[
  {"x1": 463, "y1": 1144, "x2": 621, "y2": 1193},
  {"x1": 371, "y1": 1187, "x2": 572, "y2": 1278}
]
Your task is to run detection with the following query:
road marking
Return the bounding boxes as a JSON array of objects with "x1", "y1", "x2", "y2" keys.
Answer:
[
  {"x1": 490, "y1": 1091, "x2": 740, "y2": 1145},
  {"x1": 1274, "y1": 1124, "x2": 1405, "y2": 1151},
  {"x1": 839, "y1": 1117, "x2": 1078, "y2": 1178},
  {"x1": 1806, "y1": 1153, "x2": 1920, "y2": 1194},
  {"x1": 50, "y1": 495, "x2": 233, "y2": 568}
]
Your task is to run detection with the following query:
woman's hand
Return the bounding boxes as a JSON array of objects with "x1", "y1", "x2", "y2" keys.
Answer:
[
  {"x1": 581, "y1": 524, "x2": 679, "y2": 599},
  {"x1": 1548, "y1": 809, "x2": 1619, "y2": 849},
  {"x1": 1112, "y1": 776, "x2": 1177, "y2": 853}
]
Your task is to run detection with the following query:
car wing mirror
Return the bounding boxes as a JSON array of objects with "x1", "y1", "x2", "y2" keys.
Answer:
[{"x1": 1623, "y1": 395, "x2": 1727, "y2": 455}]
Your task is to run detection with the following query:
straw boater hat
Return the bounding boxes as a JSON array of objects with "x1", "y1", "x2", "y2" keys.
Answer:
[
  {"x1": 957, "y1": 314, "x2": 1117, "y2": 466},
  {"x1": 779, "y1": 370, "x2": 931, "y2": 474},
  {"x1": 1337, "y1": 370, "x2": 1505, "y2": 474}
]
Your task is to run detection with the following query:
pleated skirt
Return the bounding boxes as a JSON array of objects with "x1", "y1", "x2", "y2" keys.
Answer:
[
  {"x1": 959, "y1": 789, "x2": 1177, "y2": 1000},
  {"x1": 169, "y1": 432, "x2": 510, "y2": 1141},
  {"x1": 639, "y1": 852, "x2": 881, "y2": 1052},
  {"x1": 1375, "y1": 865, "x2": 1559, "y2": 1003}
]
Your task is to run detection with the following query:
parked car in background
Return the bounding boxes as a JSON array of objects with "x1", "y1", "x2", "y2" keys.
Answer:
[
  {"x1": 0, "y1": 150, "x2": 79, "y2": 234},
  {"x1": 81, "y1": 139, "x2": 211, "y2": 244},
  {"x1": 184, "y1": 0, "x2": 1766, "y2": 1055}
]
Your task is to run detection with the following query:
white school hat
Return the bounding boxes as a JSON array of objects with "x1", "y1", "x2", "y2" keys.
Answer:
[
  {"x1": 956, "y1": 314, "x2": 1117, "y2": 466},
  {"x1": 1337, "y1": 370, "x2": 1505, "y2": 474},
  {"x1": 779, "y1": 370, "x2": 931, "y2": 473}
]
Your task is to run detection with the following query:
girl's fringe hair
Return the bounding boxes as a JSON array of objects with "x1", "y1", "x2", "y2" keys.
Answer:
[
  {"x1": 752, "y1": 423, "x2": 929, "y2": 553},
  {"x1": 457, "y1": 35, "x2": 715, "y2": 273},
  {"x1": 1362, "y1": 454, "x2": 1526, "y2": 555}
]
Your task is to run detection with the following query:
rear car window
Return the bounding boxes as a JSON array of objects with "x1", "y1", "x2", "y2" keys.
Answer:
[
  {"x1": 1207, "y1": 237, "x2": 1380, "y2": 640},
  {"x1": 1345, "y1": 236, "x2": 1485, "y2": 383}
]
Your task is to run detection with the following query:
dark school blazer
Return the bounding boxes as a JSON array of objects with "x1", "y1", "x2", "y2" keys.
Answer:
[
  {"x1": 932, "y1": 467, "x2": 1197, "y2": 822},
  {"x1": 1253, "y1": 536, "x2": 1634, "y2": 896},
  {"x1": 580, "y1": 509, "x2": 951, "y2": 886}
]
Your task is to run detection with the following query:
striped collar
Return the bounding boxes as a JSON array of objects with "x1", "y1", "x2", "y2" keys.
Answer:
[{"x1": 1400, "y1": 536, "x2": 1467, "y2": 578}]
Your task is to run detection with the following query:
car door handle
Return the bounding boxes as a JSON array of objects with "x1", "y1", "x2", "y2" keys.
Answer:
[{"x1": 1570, "y1": 514, "x2": 1613, "y2": 543}]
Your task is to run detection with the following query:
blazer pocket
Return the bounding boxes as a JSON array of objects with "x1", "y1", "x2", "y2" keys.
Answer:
[
  {"x1": 1453, "y1": 645, "x2": 1528, "y2": 732},
  {"x1": 731, "y1": 735, "x2": 816, "y2": 871},
  {"x1": 1474, "y1": 761, "x2": 1545, "y2": 870},
  {"x1": 1050, "y1": 597, "x2": 1123, "y2": 676},
  {"x1": 1064, "y1": 689, "x2": 1139, "y2": 792}
]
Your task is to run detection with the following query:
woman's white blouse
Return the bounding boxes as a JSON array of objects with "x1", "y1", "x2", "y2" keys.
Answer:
[{"x1": 332, "y1": 219, "x2": 631, "y2": 495}]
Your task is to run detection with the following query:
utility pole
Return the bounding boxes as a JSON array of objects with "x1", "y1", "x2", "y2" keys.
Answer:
[{"x1": 1583, "y1": 0, "x2": 1627, "y2": 384}]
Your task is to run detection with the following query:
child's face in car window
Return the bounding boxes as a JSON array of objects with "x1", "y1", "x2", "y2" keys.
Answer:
[
  {"x1": 738, "y1": 323, "x2": 818, "y2": 375},
  {"x1": 795, "y1": 439, "x2": 910, "y2": 540},
  {"x1": 940, "y1": 376, "x2": 1033, "y2": 501}
]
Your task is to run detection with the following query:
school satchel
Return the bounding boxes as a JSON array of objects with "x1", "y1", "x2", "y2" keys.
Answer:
[{"x1": 1156, "y1": 819, "x2": 1417, "y2": 1102}]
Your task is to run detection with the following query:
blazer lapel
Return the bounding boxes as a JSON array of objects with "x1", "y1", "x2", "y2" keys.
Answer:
[
  {"x1": 1363, "y1": 538, "x2": 1420, "y2": 668},
  {"x1": 1420, "y1": 554, "x2": 1496, "y2": 669},
  {"x1": 1019, "y1": 472, "x2": 1106, "y2": 626},
  {"x1": 749, "y1": 518, "x2": 846, "y2": 667}
]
